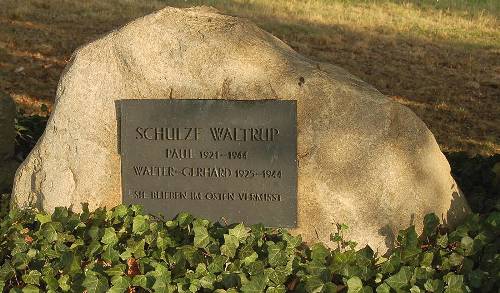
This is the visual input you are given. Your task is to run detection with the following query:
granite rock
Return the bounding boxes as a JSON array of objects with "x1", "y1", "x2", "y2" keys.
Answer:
[{"x1": 11, "y1": 7, "x2": 469, "y2": 253}]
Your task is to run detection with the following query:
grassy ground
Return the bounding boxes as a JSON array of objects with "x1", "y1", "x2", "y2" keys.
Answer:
[{"x1": 1, "y1": 0, "x2": 499, "y2": 155}]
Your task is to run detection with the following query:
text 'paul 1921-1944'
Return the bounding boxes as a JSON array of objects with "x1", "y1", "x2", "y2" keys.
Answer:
[{"x1": 120, "y1": 99, "x2": 297, "y2": 227}]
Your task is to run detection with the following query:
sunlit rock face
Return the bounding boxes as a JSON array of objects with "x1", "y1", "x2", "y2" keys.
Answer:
[
  {"x1": 11, "y1": 6, "x2": 469, "y2": 253},
  {"x1": 0, "y1": 91, "x2": 18, "y2": 193}
]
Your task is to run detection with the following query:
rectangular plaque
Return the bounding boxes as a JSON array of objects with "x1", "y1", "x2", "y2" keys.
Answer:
[{"x1": 120, "y1": 99, "x2": 297, "y2": 227}]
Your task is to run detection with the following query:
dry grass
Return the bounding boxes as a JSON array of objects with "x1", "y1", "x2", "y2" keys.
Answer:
[{"x1": 0, "y1": 0, "x2": 499, "y2": 155}]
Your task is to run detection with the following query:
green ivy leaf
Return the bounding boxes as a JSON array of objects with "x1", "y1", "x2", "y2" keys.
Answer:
[
  {"x1": 443, "y1": 274, "x2": 467, "y2": 293},
  {"x1": 22, "y1": 270, "x2": 41, "y2": 286},
  {"x1": 311, "y1": 243, "x2": 330, "y2": 264},
  {"x1": 381, "y1": 254, "x2": 401, "y2": 274},
  {"x1": 0, "y1": 263, "x2": 14, "y2": 282},
  {"x1": 282, "y1": 232, "x2": 302, "y2": 251},
  {"x1": 229, "y1": 223, "x2": 250, "y2": 242},
  {"x1": 150, "y1": 262, "x2": 172, "y2": 284},
  {"x1": 485, "y1": 212, "x2": 499, "y2": 228},
  {"x1": 70, "y1": 238, "x2": 84, "y2": 250},
  {"x1": 132, "y1": 275, "x2": 148, "y2": 288},
  {"x1": 101, "y1": 227, "x2": 118, "y2": 245},
  {"x1": 133, "y1": 215, "x2": 149, "y2": 235},
  {"x1": 177, "y1": 212, "x2": 194, "y2": 228},
  {"x1": 467, "y1": 270, "x2": 483, "y2": 288},
  {"x1": 156, "y1": 232, "x2": 173, "y2": 250},
  {"x1": 87, "y1": 225, "x2": 101, "y2": 240},
  {"x1": 152, "y1": 278, "x2": 171, "y2": 293},
  {"x1": 208, "y1": 255, "x2": 228, "y2": 273},
  {"x1": 193, "y1": 224, "x2": 210, "y2": 248},
  {"x1": 105, "y1": 264, "x2": 126, "y2": 277},
  {"x1": 241, "y1": 274, "x2": 267, "y2": 293},
  {"x1": 86, "y1": 240, "x2": 102, "y2": 257},
  {"x1": 126, "y1": 239, "x2": 146, "y2": 259},
  {"x1": 42, "y1": 274, "x2": 59, "y2": 291},
  {"x1": 52, "y1": 207, "x2": 69, "y2": 223},
  {"x1": 58, "y1": 274, "x2": 71, "y2": 291},
  {"x1": 420, "y1": 252, "x2": 434, "y2": 267},
  {"x1": 22, "y1": 285, "x2": 40, "y2": 293},
  {"x1": 35, "y1": 213, "x2": 51, "y2": 225},
  {"x1": 267, "y1": 242, "x2": 287, "y2": 267},
  {"x1": 112, "y1": 205, "x2": 129, "y2": 219},
  {"x1": 375, "y1": 283, "x2": 390, "y2": 293},
  {"x1": 102, "y1": 245, "x2": 120, "y2": 263},
  {"x1": 200, "y1": 273, "x2": 216, "y2": 290},
  {"x1": 304, "y1": 276, "x2": 324, "y2": 292},
  {"x1": 221, "y1": 234, "x2": 240, "y2": 258},
  {"x1": 40, "y1": 222, "x2": 59, "y2": 243},
  {"x1": 266, "y1": 266, "x2": 290, "y2": 286},
  {"x1": 80, "y1": 203, "x2": 91, "y2": 221},
  {"x1": 82, "y1": 272, "x2": 109, "y2": 293},
  {"x1": 385, "y1": 266, "x2": 412, "y2": 290},
  {"x1": 323, "y1": 283, "x2": 338, "y2": 293},
  {"x1": 130, "y1": 205, "x2": 144, "y2": 215},
  {"x1": 437, "y1": 234, "x2": 448, "y2": 248},
  {"x1": 423, "y1": 279, "x2": 444, "y2": 292},
  {"x1": 448, "y1": 253, "x2": 464, "y2": 267},
  {"x1": 60, "y1": 251, "x2": 82, "y2": 276},
  {"x1": 347, "y1": 276, "x2": 363, "y2": 293},
  {"x1": 109, "y1": 275, "x2": 131, "y2": 293},
  {"x1": 460, "y1": 236, "x2": 474, "y2": 256},
  {"x1": 398, "y1": 226, "x2": 419, "y2": 248},
  {"x1": 401, "y1": 245, "x2": 422, "y2": 263},
  {"x1": 423, "y1": 214, "x2": 440, "y2": 238}
]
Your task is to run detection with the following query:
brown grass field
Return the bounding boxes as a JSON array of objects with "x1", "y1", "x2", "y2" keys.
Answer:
[{"x1": 1, "y1": 0, "x2": 499, "y2": 155}]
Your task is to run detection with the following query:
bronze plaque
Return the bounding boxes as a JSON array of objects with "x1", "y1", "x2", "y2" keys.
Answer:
[{"x1": 120, "y1": 99, "x2": 297, "y2": 227}]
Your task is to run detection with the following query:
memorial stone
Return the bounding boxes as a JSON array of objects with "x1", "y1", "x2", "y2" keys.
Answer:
[{"x1": 11, "y1": 7, "x2": 470, "y2": 252}]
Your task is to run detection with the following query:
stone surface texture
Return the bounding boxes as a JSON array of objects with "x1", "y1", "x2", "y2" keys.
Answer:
[
  {"x1": 12, "y1": 7, "x2": 469, "y2": 253},
  {"x1": 0, "y1": 91, "x2": 18, "y2": 192}
]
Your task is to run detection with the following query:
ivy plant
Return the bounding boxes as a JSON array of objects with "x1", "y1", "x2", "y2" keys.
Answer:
[{"x1": 0, "y1": 204, "x2": 498, "y2": 292}]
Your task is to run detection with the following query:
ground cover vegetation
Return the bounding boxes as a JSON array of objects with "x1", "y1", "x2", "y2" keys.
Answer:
[{"x1": 0, "y1": 202, "x2": 497, "y2": 292}]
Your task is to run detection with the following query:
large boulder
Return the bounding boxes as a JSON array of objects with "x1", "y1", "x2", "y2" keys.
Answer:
[
  {"x1": 12, "y1": 7, "x2": 469, "y2": 253},
  {"x1": 0, "y1": 91, "x2": 18, "y2": 193}
]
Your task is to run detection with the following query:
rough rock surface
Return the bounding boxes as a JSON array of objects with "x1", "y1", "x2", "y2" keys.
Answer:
[
  {"x1": 12, "y1": 7, "x2": 469, "y2": 253},
  {"x1": 0, "y1": 91, "x2": 18, "y2": 192}
]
